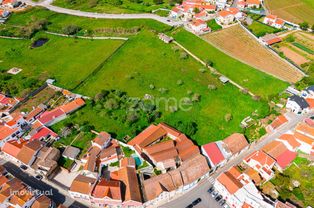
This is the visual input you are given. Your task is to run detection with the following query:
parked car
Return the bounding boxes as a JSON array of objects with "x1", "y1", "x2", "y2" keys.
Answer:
[
  {"x1": 35, "y1": 175, "x2": 43, "y2": 180},
  {"x1": 192, "y1": 198, "x2": 202, "y2": 206},
  {"x1": 208, "y1": 186, "x2": 214, "y2": 193},
  {"x1": 215, "y1": 195, "x2": 222, "y2": 202},
  {"x1": 20, "y1": 165, "x2": 27, "y2": 170},
  {"x1": 211, "y1": 191, "x2": 218, "y2": 197},
  {"x1": 185, "y1": 204, "x2": 193, "y2": 208},
  {"x1": 219, "y1": 199, "x2": 226, "y2": 206}
]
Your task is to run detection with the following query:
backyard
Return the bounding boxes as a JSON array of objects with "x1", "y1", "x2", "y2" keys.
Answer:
[
  {"x1": 202, "y1": 24, "x2": 303, "y2": 83},
  {"x1": 262, "y1": 156, "x2": 314, "y2": 207},
  {"x1": 265, "y1": 0, "x2": 314, "y2": 25},
  {"x1": 246, "y1": 20, "x2": 282, "y2": 37}
]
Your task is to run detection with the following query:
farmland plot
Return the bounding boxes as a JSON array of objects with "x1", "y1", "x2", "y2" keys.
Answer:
[{"x1": 202, "y1": 24, "x2": 303, "y2": 83}]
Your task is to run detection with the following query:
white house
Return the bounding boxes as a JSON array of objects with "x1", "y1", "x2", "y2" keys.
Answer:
[
  {"x1": 263, "y1": 14, "x2": 285, "y2": 29},
  {"x1": 190, "y1": 19, "x2": 209, "y2": 34},
  {"x1": 243, "y1": 150, "x2": 275, "y2": 181},
  {"x1": 286, "y1": 95, "x2": 310, "y2": 114},
  {"x1": 216, "y1": 10, "x2": 234, "y2": 25}
]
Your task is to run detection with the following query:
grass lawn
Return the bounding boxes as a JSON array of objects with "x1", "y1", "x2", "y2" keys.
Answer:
[
  {"x1": 170, "y1": 28, "x2": 289, "y2": 98},
  {"x1": 53, "y1": 0, "x2": 172, "y2": 14},
  {"x1": 247, "y1": 21, "x2": 282, "y2": 37},
  {"x1": 269, "y1": 156, "x2": 314, "y2": 207},
  {"x1": 74, "y1": 30, "x2": 269, "y2": 144},
  {"x1": 0, "y1": 33, "x2": 124, "y2": 95},
  {"x1": 206, "y1": 19, "x2": 222, "y2": 32},
  {"x1": 58, "y1": 157, "x2": 74, "y2": 169}
]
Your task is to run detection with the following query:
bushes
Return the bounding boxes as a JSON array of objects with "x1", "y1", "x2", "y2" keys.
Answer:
[{"x1": 62, "y1": 24, "x2": 81, "y2": 35}]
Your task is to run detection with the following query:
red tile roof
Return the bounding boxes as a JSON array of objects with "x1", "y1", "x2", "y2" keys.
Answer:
[
  {"x1": 245, "y1": 150, "x2": 275, "y2": 167},
  {"x1": 59, "y1": 98, "x2": 85, "y2": 114},
  {"x1": 306, "y1": 98, "x2": 314, "y2": 109},
  {"x1": 30, "y1": 127, "x2": 58, "y2": 141},
  {"x1": 38, "y1": 108, "x2": 65, "y2": 125},
  {"x1": 275, "y1": 150, "x2": 296, "y2": 169},
  {"x1": 0, "y1": 125, "x2": 18, "y2": 141},
  {"x1": 278, "y1": 134, "x2": 300, "y2": 149},
  {"x1": 202, "y1": 142, "x2": 225, "y2": 165},
  {"x1": 246, "y1": 0, "x2": 260, "y2": 5},
  {"x1": 1, "y1": 140, "x2": 27, "y2": 158},
  {"x1": 270, "y1": 115, "x2": 288, "y2": 129},
  {"x1": 91, "y1": 178, "x2": 121, "y2": 200},
  {"x1": 217, "y1": 171, "x2": 243, "y2": 194},
  {"x1": 223, "y1": 133, "x2": 248, "y2": 154},
  {"x1": 70, "y1": 175, "x2": 96, "y2": 195},
  {"x1": 218, "y1": 10, "x2": 232, "y2": 18}
]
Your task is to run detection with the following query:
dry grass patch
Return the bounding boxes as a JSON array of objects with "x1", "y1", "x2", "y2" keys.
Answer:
[{"x1": 202, "y1": 24, "x2": 303, "y2": 83}]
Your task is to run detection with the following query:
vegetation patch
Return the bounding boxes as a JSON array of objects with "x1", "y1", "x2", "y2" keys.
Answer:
[
  {"x1": 246, "y1": 21, "x2": 282, "y2": 37},
  {"x1": 206, "y1": 19, "x2": 222, "y2": 32}
]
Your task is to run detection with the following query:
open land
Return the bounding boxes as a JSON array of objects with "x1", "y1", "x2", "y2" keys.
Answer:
[
  {"x1": 170, "y1": 28, "x2": 289, "y2": 98},
  {"x1": 0, "y1": 7, "x2": 290, "y2": 145},
  {"x1": 202, "y1": 24, "x2": 303, "y2": 83},
  {"x1": 265, "y1": 0, "x2": 314, "y2": 25}
]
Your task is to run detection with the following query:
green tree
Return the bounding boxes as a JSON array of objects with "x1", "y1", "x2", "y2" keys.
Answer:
[
  {"x1": 299, "y1": 22, "x2": 309, "y2": 30},
  {"x1": 62, "y1": 25, "x2": 81, "y2": 35},
  {"x1": 153, "y1": 0, "x2": 163, "y2": 4}
]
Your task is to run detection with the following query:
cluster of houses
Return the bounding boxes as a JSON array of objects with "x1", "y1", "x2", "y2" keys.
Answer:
[
  {"x1": 200, "y1": 108, "x2": 314, "y2": 207},
  {"x1": 67, "y1": 123, "x2": 211, "y2": 207},
  {"x1": 236, "y1": 0, "x2": 261, "y2": 10},
  {"x1": 286, "y1": 86, "x2": 314, "y2": 114},
  {"x1": 0, "y1": 165, "x2": 66, "y2": 207},
  {"x1": 0, "y1": 93, "x2": 19, "y2": 115},
  {"x1": 0, "y1": 96, "x2": 85, "y2": 178}
]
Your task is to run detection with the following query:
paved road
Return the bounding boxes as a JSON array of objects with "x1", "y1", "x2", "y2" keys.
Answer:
[
  {"x1": 0, "y1": 159, "x2": 88, "y2": 208},
  {"x1": 160, "y1": 111, "x2": 314, "y2": 208},
  {"x1": 21, "y1": 0, "x2": 183, "y2": 27}
]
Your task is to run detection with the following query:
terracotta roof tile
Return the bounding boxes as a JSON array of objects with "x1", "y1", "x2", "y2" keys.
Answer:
[
  {"x1": 91, "y1": 178, "x2": 121, "y2": 200},
  {"x1": 223, "y1": 133, "x2": 248, "y2": 154},
  {"x1": 202, "y1": 142, "x2": 225, "y2": 165},
  {"x1": 59, "y1": 98, "x2": 85, "y2": 114},
  {"x1": 70, "y1": 175, "x2": 96, "y2": 195}
]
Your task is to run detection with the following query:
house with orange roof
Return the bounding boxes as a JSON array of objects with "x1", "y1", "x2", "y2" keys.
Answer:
[
  {"x1": 1, "y1": 139, "x2": 27, "y2": 162},
  {"x1": 266, "y1": 114, "x2": 288, "y2": 133},
  {"x1": 143, "y1": 154, "x2": 209, "y2": 206},
  {"x1": 201, "y1": 141, "x2": 228, "y2": 169},
  {"x1": 25, "y1": 104, "x2": 46, "y2": 123},
  {"x1": 0, "y1": 93, "x2": 19, "y2": 112},
  {"x1": 90, "y1": 178, "x2": 122, "y2": 207},
  {"x1": 216, "y1": 10, "x2": 235, "y2": 25},
  {"x1": 243, "y1": 150, "x2": 275, "y2": 181},
  {"x1": 237, "y1": 0, "x2": 246, "y2": 9},
  {"x1": 263, "y1": 14, "x2": 285, "y2": 29},
  {"x1": 0, "y1": 124, "x2": 21, "y2": 147},
  {"x1": 222, "y1": 133, "x2": 249, "y2": 158},
  {"x1": 262, "y1": 140, "x2": 297, "y2": 171},
  {"x1": 295, "y1": 122, "x2": 314, "y2": 140},
  {"x1": 214, "y1": 166, "x2": 273, "y2": 208},
  {"x1": 69, "y1": 174, "x2": 97, "y2": 202},
  {"x1": 190, "y1": 19, "x2": 209, "y2": 34},
  {"x1": 294, "y1": 132, "x2": 314, "y2": 154},
  {"x1": 59, "y1": 98, "x2": 85, "y2": 115},
  {"x1": 92, "y1": 131, "x2": 111, "y2": 149},
  {"x1": 30, "y1": 195, "x2": 55, "y2": 208},
  {"x1": 276, "y1": 134, "x2": 300, "y2": 152},
  {"x1": 246, "y1": 0, "x2": 260, "y2": 8},
  {"x1": 16, "y1": 140, "x2": 45, "y2": 167}
]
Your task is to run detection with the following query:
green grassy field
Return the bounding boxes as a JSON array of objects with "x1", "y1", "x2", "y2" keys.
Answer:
[
  {"x1": 75, "y1": 30, "x2": 269, "y2": 144},
  {"x1": 171, "y1": 29, "x2": 289, "y2": 98},
  {"x1": 265, "y1": 0, "x2": 314, "y2": 25},
  {"x1": 2, "y1": 7, "x2": 171, "y2": 37},
  {"x1": 247, "y1": 21, "x2": 282, "y2": 37},
  {"x1": 0, "y1": 33, "x2": 124, "y2": 95},
  {"x1": 53, "y1": 0, "x2": 172, "y2": 14}
]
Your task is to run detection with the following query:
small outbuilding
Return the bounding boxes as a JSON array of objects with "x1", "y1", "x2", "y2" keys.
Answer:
[
  {"x1": 158, "y1": 33, "x2": 174, "y2": 44},
  {"x1": 219, "y1": 76, "x2": 229, "y2": 84},
  {"x1": 62, "y1": 146, "x2": 80, "y2": 160}
]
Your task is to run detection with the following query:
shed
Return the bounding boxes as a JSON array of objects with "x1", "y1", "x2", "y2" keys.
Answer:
[
  {"x1": 158, "y1": 33, "x2": 174, "y2": 44},
  {"x1": 62, "y1": 146, "x2": 80, "y2": 160},
  {"x1": 219, "y1": 76, "x2": 229, "y2": 84}
]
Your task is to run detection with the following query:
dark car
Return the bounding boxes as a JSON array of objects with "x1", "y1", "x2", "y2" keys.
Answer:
[
  {"x1": 186, "y1": 204, "x2": 193, "y2": 208},
  {"x1": 215, "y1": 195, "x2": 222, "y2": 202},
  {"x1": 208, "y1": 186, "x2": 214, "y2": 193},
  {"x1": 20, "y1": 165, "x2": 27, "y2": 170},
  {"x1": 35, "y1": 175, "x2": 43, "y2": 180},
  {"x1": 219, "y1": 199, "x2": 226, "y2": 206},
  {"x1": 192, "y1": 198, "x2": 202, "y2": 206}
]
